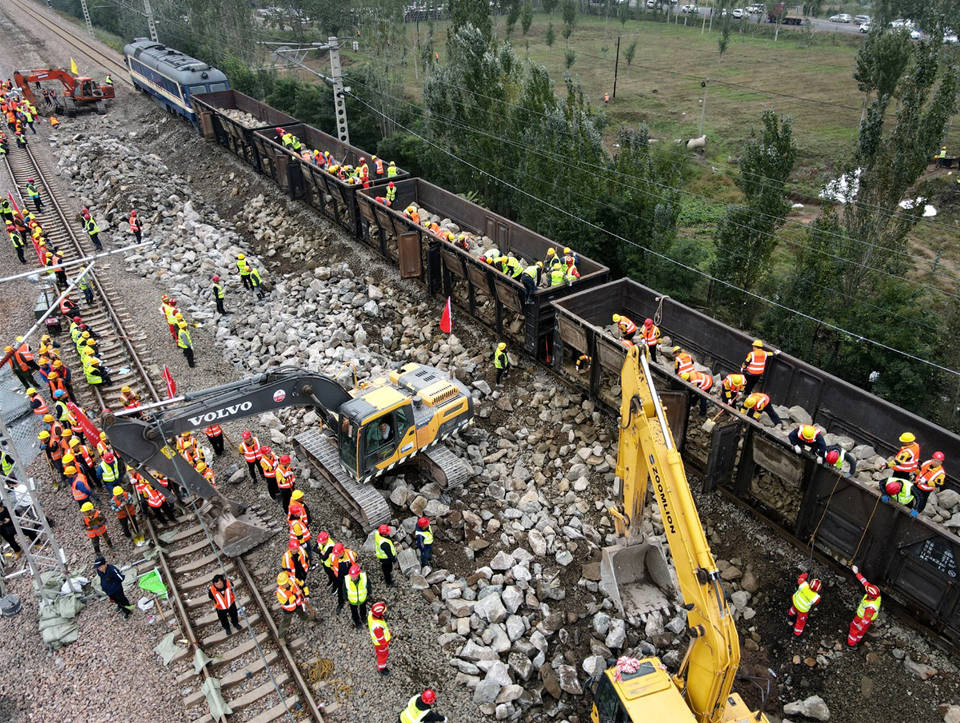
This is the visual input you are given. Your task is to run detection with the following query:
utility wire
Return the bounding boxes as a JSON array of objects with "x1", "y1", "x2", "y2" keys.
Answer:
[
  {"x1": 345, "y1": 87, "x2": 960, "y2": 376},
  {"x1": 344, "y1": 75, "x2": 960, "y2": 300}
]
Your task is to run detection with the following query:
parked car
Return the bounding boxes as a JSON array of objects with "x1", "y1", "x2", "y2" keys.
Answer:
[
  {"x1": 854, "y1": 14, "x2": 870, "y2": 24},
  {"x1": 829, "y1": 13, "x2": 851, "y2": 23},
  {"x1": 679, "y1": 4, "x2": 698, "y2": 13},
  {"x1": 945, "y1": 32, "x2": 958, "y2": 44},
  {"x1": 890, "y1": 18, "x2": 914, "y2": 28},
  {"x1": 646, "y1": 0, "x2": 657, "y2": 7},
  {"x1": 910, "y1": 28, "x2": 922, "y2": 40},
  {"x1": 858, "y1": 22, "x2": 870, "y2": 32},
  {"x1": 732, "y1": 7, "x2": 744, "y2": 18}
]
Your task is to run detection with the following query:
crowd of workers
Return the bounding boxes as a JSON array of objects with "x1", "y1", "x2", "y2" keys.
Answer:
[{"x1": 272, "y1": 126, "x2": 398, "y2": 189}]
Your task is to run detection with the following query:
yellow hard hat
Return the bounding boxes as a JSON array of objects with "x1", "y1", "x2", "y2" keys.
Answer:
[
  {"x1": 237, "y1": 253, "x2": 246, "y2": 260},
  {"x1": 752, "y1": 339, "x2": 763, "y2": 348},
  {"x1": 3, "y1": 345, "x2": 11, "y2": 353},
  {"x1": 64, "y1": 465, "x2": 77, "y2": 475},
  {"x1": 277, "y1": 571, "x2": 289, "y2": 584},
  {"x1": 672, "y1": 346, "x2": 682, "y2": 354},
  {"x1": 69, "y1": 438, "x2": 79, "y2": 447},
  {"x1": 743, "y1": 395, "x2": 757, "y2": 409},
  {"x1": 80, "y1": 502, "x2": 93, "y2": 512},
  {"x1": 62, "y1": 429, "x2": 73, "y2": 437},
  {"x1": 121, "y1": 386, "x2": 131, "y2": 393},
  {"x1": 81, "y1": 331, "x2": 90, "y2": 338},
  {"x1": 680, "y1": 372, "x2": 691, "y2": 381},
  {"x1": 196, "y1": 461, "x2": 207, "y2": 471},
  {"x1": 25, "y1": 387, "x2": 36, "y2": 395},
  {"x1": 546, "y1": 248, "x2": 556, "y2": 256},
  {"x1": 38, "y1": 431, "x2": 50, "y2": 440},
  {"x1": 85, "y1": 339, "x2": 95, "y2": 347},
  {"x1": 291, "y1": 489, "x2": 304, "y2": 500},
  {"x1": 83, "y1": 347, "x2": 95, "y2": 356},
  {"x1": 62, "y1": 452, "x2": 75, "y2": 463},
  {"x1": 112, "y1": 486, "x2": 124, "y2": 496},
  {"x1": 178, "y1": 321, "x2": 187, "y2": 328},
  {"x1": 899, "y1": 432, "x2": 916, "y2": 444},
  {"x1": 42, "y1": 414, "x2": 54, "y2": 423},
  {"x1": 563, "y1": 247, "x2": 571, "y2": 254},
  {"x1": 612, "y1": 314, "x2": 621, "y2": 322},
  {"x1": 497, "y1": 342, "x2": 506, "y2": 351}
]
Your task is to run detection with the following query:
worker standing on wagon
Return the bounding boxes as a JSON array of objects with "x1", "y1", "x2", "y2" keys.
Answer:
[
  {"x1": 680, "y1": 370, "x2": 714, "y2": 415},
  {"x1": 520, "y1": 261, "x2": 543, "y2": 303},
  {"x1": 721, "y1": 373, "x2": 746, "y2": 406},
  {"x1": 612, "y1": 314, "x2": 637, "y2": 343},
  {"x1": 847, "y1": 565, "x2": 881, "y2": 647},
  {"x1": 740, "y1": 339, "x2": 778, "y2": 395},
  {"x1": 25, "y1": 178, "x2": 42, "y2": 212},
  {"x1": 739, "y1": 392, "x2": 783, "y2": 427},
  {"x1": 914, "y1": 452, "x2": 946, "y2": 514},
  {"x1": 888, "y1": 431, "x2": 920, "y2": 481},
  {"x1": 640, "y1": 318, "x2": 661, "y2": 362},
  {"x1": 211, "y1": 275, "x2": 227, "y2": 315},
  {"x1": 788, "y1": 424, "x2": 827, "y2": 462}
]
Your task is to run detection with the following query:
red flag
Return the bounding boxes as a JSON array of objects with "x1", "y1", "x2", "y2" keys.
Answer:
[
  {"x1": 439, "y1": 296, "x2": 452, "y2": 334},
  {"x1": 162, "y1": 365, "x2": 176, "y2": 398},
  {"x1": 67, "y1": 402, "x2": 101, "y2": 442}
]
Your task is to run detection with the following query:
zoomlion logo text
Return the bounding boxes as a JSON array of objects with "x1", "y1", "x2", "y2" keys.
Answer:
[
  {"x1": 188, "y1": 401, "x2": 253, "y2": 426},
  {"x1": 650, "y1": 453, "x2": 676, "y2": 535}
]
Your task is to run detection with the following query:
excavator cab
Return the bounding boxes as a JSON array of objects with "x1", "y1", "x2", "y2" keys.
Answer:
[{"x1": 338, "y1": 396, "x2": 417, "y2": 480}]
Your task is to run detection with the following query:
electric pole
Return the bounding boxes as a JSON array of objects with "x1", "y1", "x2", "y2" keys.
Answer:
[
  {"x1": 329, "y1": 36, "x2": 350, "y2": 145},
  {"x1": 699, "y1": 79, "x2": 709, "y2": 137},
  {"x1": 612, "y1": 36, "x2": 620, "y2": 99},
  {"x1": 143, "y1": 0, "x2": 159, "y2": 42},
  {"x1": 79, "y1": 0, "x2": 95, "y2": 40}
]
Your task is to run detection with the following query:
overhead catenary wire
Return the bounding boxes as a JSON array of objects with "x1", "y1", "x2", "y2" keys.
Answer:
[
  {"x1": 344, "y1": 44, "x2": 960, "y2": 238},
  {"x1": 342, "y1": 75, "x2": 960, "y2": 302},
  {"x1": 345, "y1": 87, "x2": 960, "y2": 377}
]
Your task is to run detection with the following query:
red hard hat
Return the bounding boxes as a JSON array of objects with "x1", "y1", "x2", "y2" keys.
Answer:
[
  {"x1": 421, "y1": 689, "x2": 436, "y2": 705},
  {"x1": 242, "y1": 430, "x2": 252, "y2": 439},
  {"x1": 72, "y1": 316, "x2": 82, "y2": 323},
  {"x1": 81, "y1": 207, "x2": 88, "y2": 213},
  {"x1": 644, "y1": 318, "x2": 653, "y2": 326},
  {"x1": 884, "y1": 479, "x2": 902, "y2": 496},
  {"x1": 169, "y1": 299, "x2": 177, "y2": 306},
  {"x1": 865, "y1": 584, "x2": 880, "y2": 597},
  {"x1": 933, "y1": 451, "x2": 945, "y2": 462},
  {"x1": 417, "y1": 517, "x2": 430, "y2": 528},
  {"x1": 318, "y1": 531, "x2": 329, "y2": 544},
  {"x1": 130, "y1": 210, "x2": 137, "y2": 216},
  {"x1": 27, "y1": 177, "x2": 33, "y2": 182},
  {"x1": 809, "y1": 578, "x2": 822, "y2": 592},
  {"x1": 288, "y1": 538, "x2": 298, "y2": 550},
  {"x1": 825, "y1": 450, "x2": 839, "y2": 465},
  {"x1": 279, "y1": 454, "x2": 291, "y2": 464},
  {"x1": 261, "y1": 446, "x2": 272, "y2": 455},
  {"x1": 103, "y1": 452, "x2": 115, "y2": 463},
  {"x1": 332, "y1": 543, "x2": 344, "y2": 555},
  {"x1": 276, "y1": 127, "x2": 284, "y2": 134},
  {"x1": 371, "y1": 601, "x2": 386, "y2": 617},
  {"x1": 388, "y1": 181, "x2": 395, "y2": 188},
  {"x1": 349, "y1": 564, "x2": 361, "y2": 576},
  {"x1": 378, "y1": 524, "x2": 391, "y2": 535},
  {"x1": 212, "y1": 275, "x2": 220, "y2": 282}
]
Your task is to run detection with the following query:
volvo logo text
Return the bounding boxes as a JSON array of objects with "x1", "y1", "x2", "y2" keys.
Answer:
[{"x1": 188, "y1": 401, "x2": 253, "y2": 426}]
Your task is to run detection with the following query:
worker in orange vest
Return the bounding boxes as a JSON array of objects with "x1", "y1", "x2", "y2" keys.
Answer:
[
  {"x1": 788, "y1": 424, "x2": 827, "y2": 462},
  {"x1": 611, "y1": 313, "x2": 637, "y2": 342},
  {"x1": 680, "y1": 370, "x2": 713, "y2": 415},
  {"x1": 672, "y1": 347, "x2": 694, "y2": 377},
  {"x1": 276, "y1": 571, "x2": 316, "y2": 640},
  {"x1": 888, "y1": 431, "x2": 920, "y2": 481},
  {"x1": 209, "y1": 574, "x2": 240, "y2": 635},
  {"x1": 276, "y1": 454, "x2": 296, "y2": 511},
  {"x1": 913, "y1": 451, "x2": 946, "y2": 513},
  {"x1": 259, "y1": 445, "x2": 279, "y2": 501},
  {"x1": 329, "y1": 542, "x2": 358, "y2": 610},
  {"x1": 640, "y1": 318, "x2": 661, "y2": 361},
  {"x1": 5, "y1": 339, "x2": 40, "y2": 389},
  {"x1": 239, "y1": 430, "x2": 262, "y2": 483},
  {"x1": 204, "y1": 424, "x2": 224, "y2": 456},
  {"x1": 721, "y1": 373, "x2": 746, "y2": 405},
  {"x1": 80, "y1": 501, "x2": 112, "y2": 556},
  {"x1": 741, "y1": 339, "x2": 779, "y2": 395}
]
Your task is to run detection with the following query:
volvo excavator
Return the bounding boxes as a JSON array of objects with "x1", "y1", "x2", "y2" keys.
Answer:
[
  {"x1": 591, "y1": 345, "x2": 768, "y2": 723},
  {"x1": 103, "y1": 365, "x2": 473, "y2": 556}
]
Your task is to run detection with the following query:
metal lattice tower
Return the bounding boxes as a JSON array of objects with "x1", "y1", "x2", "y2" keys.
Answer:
[
  {"x1": 0, "y1": 414, "x2": 66, "y2": 586},
  {"x1": 143, "y1": 0, "x2": 158, "y2": 42},
  {"x1": 79, "y1": 0, "x2": 95, "y2": 40},
  {"x1": 328, "y1": 36, "x2": 349, "y2": 145}
]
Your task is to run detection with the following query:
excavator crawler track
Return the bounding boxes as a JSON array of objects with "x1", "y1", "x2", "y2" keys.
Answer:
[
  {"x1": 294, "y1": 429, "x2": 391, "y2": 529},
  {"x1": 417, "y1": 444, "x2": 471, "y2": 489}
]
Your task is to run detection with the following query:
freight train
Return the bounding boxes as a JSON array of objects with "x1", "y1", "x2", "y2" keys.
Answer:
[
  {"x1": 122, "y1": 38, "x2": 229, "y2": 124},
  {"x1": 152, "y1": 65, "x2": 960, "y2": 645}
]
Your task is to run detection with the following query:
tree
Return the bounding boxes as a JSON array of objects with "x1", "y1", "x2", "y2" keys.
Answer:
[
  {"x1": 710, "y1": 111, "x2": 797, "y2": 325},
  {"x1": 561, "y1": 0, "x2": 576, "y2": 40},
  {"x1": 506, "y1": 0, "x2": 522, "y2": 36},
  {"x1": 449, "y1": 0, "x2": 492, "y2": 42},
  {"x1": 546, "y1": 23, "x2": 556, "y2": 46},
  {"x1": 521, "y1": 3, "x2": 533, "y2": 34},
  {"x1": 543, "y1": 0, "x2": 559, "y2": 13},
  {"x1": 625, "y1": 40, "x2": 637, "y2": 66},
  {"x1": 565, "y1": 50, "x2": 576, "y2": 68}
]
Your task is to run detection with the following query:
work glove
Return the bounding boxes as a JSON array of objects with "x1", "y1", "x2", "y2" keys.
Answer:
[
  {"x1": 816, "y1": 456, "x2": 824, "y2": 465},
  {"x1": 909, "y1": 509, "x2": 919, "y2": 518},
  {"x1": 880, "y1": 495, "x2": 890, "y2": 503},
  {"x1": 792, "y1": 445, "x2": 802, "y2": 454},
  {"x1": 851, "y1": 565, "x2": 858, "y2": 574}
]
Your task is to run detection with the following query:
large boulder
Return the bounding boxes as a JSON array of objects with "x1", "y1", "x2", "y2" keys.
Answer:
[{"x1": 783, "y1": 695, "x2": 830, "y2": 721}]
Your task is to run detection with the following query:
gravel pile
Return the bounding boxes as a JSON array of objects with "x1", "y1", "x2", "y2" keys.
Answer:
[{"x1": 220, "y1": 107, "x2": 272, "y2": 129}]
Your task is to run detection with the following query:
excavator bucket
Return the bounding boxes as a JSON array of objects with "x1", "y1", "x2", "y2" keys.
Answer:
[
  {"x1": 213, "y1": 509, "x2": 274, "y2": 557},
  {"x1": 600, "y1": 538, "x2": 677, "y2": 620}
]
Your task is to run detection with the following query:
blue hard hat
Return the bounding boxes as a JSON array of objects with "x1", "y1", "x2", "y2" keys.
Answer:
[{"x1": 53, "y1": 390, "x2": 65, "y2": 398}]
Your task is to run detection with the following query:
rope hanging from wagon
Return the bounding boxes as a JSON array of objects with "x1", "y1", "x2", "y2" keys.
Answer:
[
  {"x1": 851, "y1": 494, "x2": 882, "y2": 563},
  {"x1": 806, "y1": 470, "x2": 842, "y2": 564},
  {"x1": 653, "y1": 295, "x2": 667, "y2": 326}
]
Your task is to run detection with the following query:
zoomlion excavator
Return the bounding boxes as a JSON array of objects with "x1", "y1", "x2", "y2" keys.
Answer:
[
  {"x1": 591, "y1": 345, "x2": 768, "y2": 723},
  {"x1": 103, "y1": 365, "x2": 473, "y2": 556}
]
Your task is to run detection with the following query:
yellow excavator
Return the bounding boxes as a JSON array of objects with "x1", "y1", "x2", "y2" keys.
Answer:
[{"x1": 592, "y1": 345, "x2": 768, "y2": 723}]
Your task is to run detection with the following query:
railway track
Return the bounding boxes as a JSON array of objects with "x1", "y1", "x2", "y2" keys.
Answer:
[
  {"x1": 3, "y1": 114, "x2": 323, "y2": 723},
  {"x1": 9, "y1": 0, "x2": 130, "y2": 84}
]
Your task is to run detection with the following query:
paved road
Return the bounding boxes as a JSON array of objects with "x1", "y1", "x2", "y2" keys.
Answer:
[{"x1": 657, "y1": 6, "x2": 867, "y2": 35}]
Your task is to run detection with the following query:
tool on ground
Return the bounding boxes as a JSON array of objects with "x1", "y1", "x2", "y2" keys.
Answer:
[{"x1": 701, "y1": 407, "x2": 726, "y2": 434}]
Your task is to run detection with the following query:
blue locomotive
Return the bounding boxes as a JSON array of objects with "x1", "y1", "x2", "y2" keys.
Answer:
[{"x1": 122, "y1": 38, "x2": 229, "y2": 124}]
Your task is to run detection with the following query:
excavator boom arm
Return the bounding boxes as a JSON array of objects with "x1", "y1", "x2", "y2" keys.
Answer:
[
  {"x1": 617, "y1": 346, "x2": 741, "y2": 723},
  {"x1": 103, "y1": 368, "x2": 351, "y2": 507}
]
